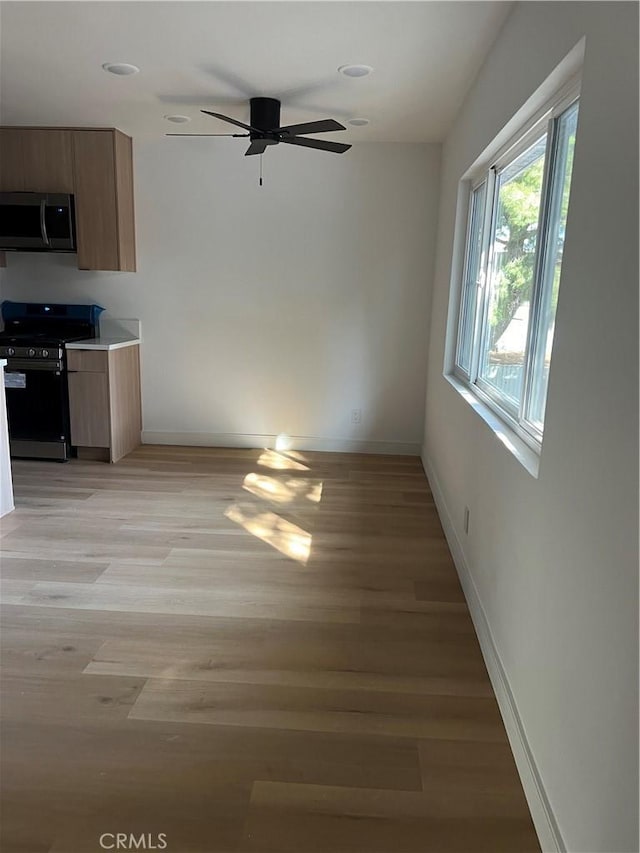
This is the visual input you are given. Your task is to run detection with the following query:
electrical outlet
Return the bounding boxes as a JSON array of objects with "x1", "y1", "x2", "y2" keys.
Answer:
[
  {"x1": 351, "y1": 408, "x2": 362, "y2": 425},
  {"x1": 463, "y1": 506, "x2": 470, "y2": 535}
]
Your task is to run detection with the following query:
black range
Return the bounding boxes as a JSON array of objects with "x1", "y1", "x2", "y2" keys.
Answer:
[{"x1": 0, "y1": 301, "x2": 104, "y2": 461}]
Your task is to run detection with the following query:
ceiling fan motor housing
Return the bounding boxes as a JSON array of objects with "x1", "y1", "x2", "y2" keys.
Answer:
[{"x1": 250, "y1": 97, "x2": 281, "y2": 140}]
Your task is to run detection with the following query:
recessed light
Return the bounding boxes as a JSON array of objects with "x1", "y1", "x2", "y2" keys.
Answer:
[
  {"x1": 102, "y1": 62, "x2": 140, "y2": 76},
  {"x1": 164, "y1": 115, "x2": 191, "y2": 124},
  {"x1": 338, "y1": 64, "x2": 373, "y2": 78},
  {"x1": 348, "y1": 118, "x2": 370, "y2": 126}
]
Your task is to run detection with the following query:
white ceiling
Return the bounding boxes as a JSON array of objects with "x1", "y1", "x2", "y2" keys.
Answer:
[{"x1": 0, "y1": 1, "x2": 511, "y2": 142}]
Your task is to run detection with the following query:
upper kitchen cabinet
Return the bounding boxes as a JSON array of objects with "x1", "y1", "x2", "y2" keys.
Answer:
[
  {"x1": 0, "y1": 127, "x2": 136, "y2": 272},
  {"x1": 72, "y1": 130, "x2": 136, "y2": 272},
  {"x1": 0, "y1": 128, "x2": 74, "y2": 192}
]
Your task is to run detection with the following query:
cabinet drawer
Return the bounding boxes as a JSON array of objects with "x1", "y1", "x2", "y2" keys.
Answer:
[{"x1": 67, "y1": 349, "x2": 108, "y2": 373}]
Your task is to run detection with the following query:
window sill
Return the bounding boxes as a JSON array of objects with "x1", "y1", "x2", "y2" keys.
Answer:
[{"x1": 445, "y1": 374, "x2": 541, "y2": 478}]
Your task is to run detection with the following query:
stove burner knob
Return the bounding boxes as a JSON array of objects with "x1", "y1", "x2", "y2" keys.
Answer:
[
  {"x1": 41, "y1": 349, "x2": 49, "y2": 358},
  {"x1": 27, "y1": 348, "x2": 36, "y2": 357},
  {"x1": 7, "y1": 346, "x2": 15, "y2": 356}
]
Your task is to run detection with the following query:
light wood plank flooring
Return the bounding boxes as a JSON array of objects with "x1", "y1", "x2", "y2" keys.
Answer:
[{"x1": 0, "y1": 446, "x2": 540, "y2": 853}]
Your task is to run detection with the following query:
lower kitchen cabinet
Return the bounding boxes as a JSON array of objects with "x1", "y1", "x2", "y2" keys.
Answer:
[{"x1": 67, "y1": 345, "x2": 141, "y2": 463}]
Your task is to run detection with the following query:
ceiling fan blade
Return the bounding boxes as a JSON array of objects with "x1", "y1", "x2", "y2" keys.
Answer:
[
  {"x1": 201, "y1": 109, "x2": 262, "y2": 133},
  {"x1": 166, "y1": 133, "x2": 250, "y2": 137},
  {"x1": 276, "y1": 119, "x2": 346, "y2": 136},
  {"x1": 280, "y1": 136, "x2": 352, "y2": 154},
  {"x1": 245, "y1": 139, "x2": 271, "y2": 156}
]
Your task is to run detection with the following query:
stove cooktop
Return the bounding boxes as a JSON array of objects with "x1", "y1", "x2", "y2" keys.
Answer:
[
  {"x1": 0, "y1": 330, "x2": 94, "y2": 346},
  {"x1": 1, "y1": 301, "x2": 103, "y2": 346}
]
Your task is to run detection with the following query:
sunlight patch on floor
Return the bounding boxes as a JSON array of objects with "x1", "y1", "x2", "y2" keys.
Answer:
[
  {"x1": 242, "y1": 473, "x2": 323, "y2": 505},
  {"x1": 225, "y1": 502, "x2": 312, "y2": 564},
  {"x1": 257, "y1": 449, "x2": 310, "y2": 471}
]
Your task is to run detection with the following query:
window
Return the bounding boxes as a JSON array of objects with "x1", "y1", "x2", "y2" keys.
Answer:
[{"x1": 453, "y1": 89, "x2": 579, "y2": 450}]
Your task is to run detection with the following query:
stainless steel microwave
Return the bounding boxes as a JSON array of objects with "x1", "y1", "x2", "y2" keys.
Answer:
[{"x1": 0, "y1": 192, "x2": 76, "y2": 252}]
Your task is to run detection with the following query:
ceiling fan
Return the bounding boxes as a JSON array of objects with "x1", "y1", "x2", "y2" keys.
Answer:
[{"x1": 167, "y1": 96, "x2": 352, "y2": 156}]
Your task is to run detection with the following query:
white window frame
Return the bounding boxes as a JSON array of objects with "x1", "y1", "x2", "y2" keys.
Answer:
[{"x1": 451, "y1": 78, "x2": 581, "y2": 455}]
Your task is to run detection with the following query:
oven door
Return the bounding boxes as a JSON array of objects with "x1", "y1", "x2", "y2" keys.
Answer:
[{"x1": 4, "y1": 359, "x2": 70, "y2": 460}]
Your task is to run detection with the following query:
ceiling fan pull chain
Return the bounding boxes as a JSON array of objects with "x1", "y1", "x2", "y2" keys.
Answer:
[{"x1": 259, "y1": 153, "x2": 263, "y2": 187}]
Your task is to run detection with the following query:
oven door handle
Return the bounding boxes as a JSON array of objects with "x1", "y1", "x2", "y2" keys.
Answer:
[
  {"x1": 6, "y1": 359, "x2": 62, "y2": 372},
  {"x1": 40, "y1": 199, "x2": 51, "y2": 247}
]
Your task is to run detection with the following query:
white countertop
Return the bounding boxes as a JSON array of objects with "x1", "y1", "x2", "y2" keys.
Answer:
[
  {"x1": 66, "y1": 318, "x2": 141, "y2": 351},
  {"x1": 66, "y1": 335, "x2": 140, "y2": 351}
]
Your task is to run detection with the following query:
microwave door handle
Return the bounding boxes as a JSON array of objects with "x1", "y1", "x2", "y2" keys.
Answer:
[{"x1": 40, "y1": 199, "x2": 50, "y2": 247}]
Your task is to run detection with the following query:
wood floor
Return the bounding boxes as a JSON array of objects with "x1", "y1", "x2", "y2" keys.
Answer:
[{"x1": 0, "y1": 446, "x2": 540, "y2": 853}]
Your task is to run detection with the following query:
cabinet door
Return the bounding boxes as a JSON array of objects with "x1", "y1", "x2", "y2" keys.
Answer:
[
  {"x1": 68, "y1": 371, "x2": 111, "y2": 447},
  {"x1": 72, "y1": 131, "x2": 119, "y2": 270},
  {"x1": 22, "y1": 130, "x2": 74, "y2": 192},
  {"x1": 0, "y1": 129, "x2": 26, "y2": 190},
  {"x1": 0, "y1": 129, "x2": 74, "y2": 192}
]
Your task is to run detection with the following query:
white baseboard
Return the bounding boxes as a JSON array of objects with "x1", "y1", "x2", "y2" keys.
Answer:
[
  {"x1": 141, "y1": 431, "x2": 422, "y2": 456},
  {"x1": 421, "y1": 449, "x2": 565, "y2": 853}
]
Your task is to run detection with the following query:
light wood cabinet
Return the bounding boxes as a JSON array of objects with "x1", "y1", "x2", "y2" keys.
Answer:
[
  {"x1": 67, "y1": 345, "x2": 141, "y2": 463},
  {"x1": 72, "y1": 130, "x2": 136, "y2": 271},
  {"x1": 0, "y1": 128, "x2": 74, "y2": 192},
  {"x1": 68, "y1": 371, "x2": 111, "y2": 448},
  {"x1": 0, "y1": 126, "x2": 136, "y2": 271},
  {"x1": 0, "y1": 129, "x2": 25, "y2": 191}
]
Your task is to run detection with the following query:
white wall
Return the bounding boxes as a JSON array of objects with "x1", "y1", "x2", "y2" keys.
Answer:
[
  {"x1": 0, "y1": 141, "x2": 440, "y2": 454},
  {"x1": 423, "y1": 3, "x2": 638, "y2": 852}
]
